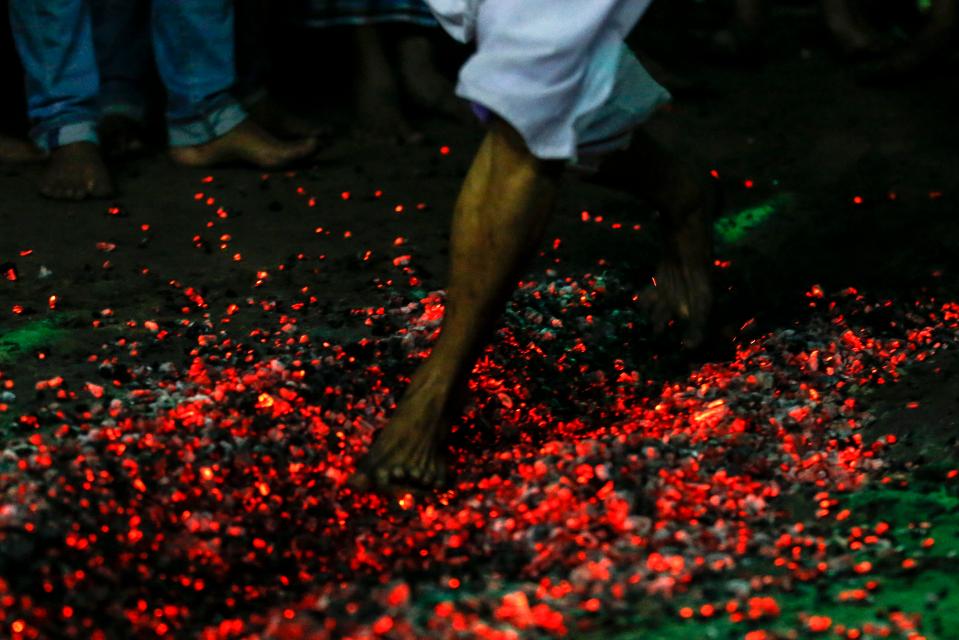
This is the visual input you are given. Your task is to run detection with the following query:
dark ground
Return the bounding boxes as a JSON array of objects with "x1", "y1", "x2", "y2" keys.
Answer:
[
  {"x1": 2, "y1": 3, "x2": 957, "y2": 445},
  {"x1": 1, "y1": 2, "x2": 959, "y2": 638}
]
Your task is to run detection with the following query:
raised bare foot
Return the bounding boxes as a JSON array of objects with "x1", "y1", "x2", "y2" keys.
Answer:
[
  {"x1": 168, "y1": 119, "x2": 317, "y2": 168},
  {"x1": 99, "y1": 114, "x2": 145, "y2": 158},
  {"x1": 352, "y1": 366, "x2": 458, "y2": 490},
  {"x1": 645, "y1": 184, "x2": 718, "y2": 348},
  {"x1": 246, "y1": 93, "x2": 329, "y2": 139},
  {"x1": 0, "y1": 134, "x2": 44, "y2": 164},
  {"x1": 39, "y1": 142, "x2": 114, "y2": 201}
]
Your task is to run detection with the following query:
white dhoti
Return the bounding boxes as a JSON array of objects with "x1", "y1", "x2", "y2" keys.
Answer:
[{"x1": 425, "y1": 0, "x2": 670, "y2": 161}]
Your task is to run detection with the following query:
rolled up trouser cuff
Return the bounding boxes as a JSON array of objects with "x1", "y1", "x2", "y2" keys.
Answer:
[
  {"x1": 32, "y1": 119, "x2": 100, "y2": 151},
  {"x1": 167, "y1": 97, "x2": 248, "y2": 147}
]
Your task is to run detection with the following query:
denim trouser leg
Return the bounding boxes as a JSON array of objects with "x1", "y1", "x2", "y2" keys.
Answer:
[
  {"x1": 91, "y1": 0, "x2": 151, "y2": 122},
  {"x1": 9, "y1": 0, "x2": 99, "y2": 150},
  {"x1": 152, "y1": 0, "x2": 247, "y2": 146}
]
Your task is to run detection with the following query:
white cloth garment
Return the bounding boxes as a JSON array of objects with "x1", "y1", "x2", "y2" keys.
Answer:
[{"x1": 425, "y1": 0, "x2": 670, "y2": 161}]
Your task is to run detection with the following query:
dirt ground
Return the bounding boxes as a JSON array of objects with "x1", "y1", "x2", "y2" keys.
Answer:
[
  {"x1": 1, "y1": 3, "x2": 958, "y2": 638},
  {"x1": 2, "y1": 3, "x2": 957, "y2": 444}
]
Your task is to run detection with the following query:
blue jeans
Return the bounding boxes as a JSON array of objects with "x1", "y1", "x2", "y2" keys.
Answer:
[{"x1": 9, "y1": 0, "x2": 248, "y2": 150}]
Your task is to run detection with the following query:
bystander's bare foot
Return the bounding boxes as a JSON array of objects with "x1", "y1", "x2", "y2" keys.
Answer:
[
  {"x1": 39, "y1": 142, "x2": 114, "y2": 201},
  {"x1": 169, "y1": 119, "x2": 317, "y2": 168}
]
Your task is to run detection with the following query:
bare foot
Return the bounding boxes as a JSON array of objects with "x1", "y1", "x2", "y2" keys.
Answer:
[
  {"x1": 644, "y1": 184, "x2": 718, "y2": 348},
  {"x1": 169, "y1": 119, "x2": 317, "y2": 168},
  {"x1": 39, "y1": 142, "x2": 114, "y2": 201},
  {"x1": 352, "y1": 365, "x2": 458, "y2": 490},
  {"x1": 246, "y1": 93, "x2": 329, "y2": 139},
  {"x1": 355, "y1": 75, "x2": 424, "y2": 144},
  {"x1": 99, "y1": 114, "x2": 145, "y2": 158},
  {"x1": 0, "y1": 134, "x2": 44, "y2": 164},
  {"x1": 397, "y1": 36, "x2": 472, "y2": 123}
]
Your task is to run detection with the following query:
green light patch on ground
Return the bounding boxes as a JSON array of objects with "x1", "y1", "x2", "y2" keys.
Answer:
[
  {"x1": 715, "y1": 194, "x2": 794, "y2": 245},
  {"x1": 0, "y1": 319, "x2": 67, "y2": 364}
]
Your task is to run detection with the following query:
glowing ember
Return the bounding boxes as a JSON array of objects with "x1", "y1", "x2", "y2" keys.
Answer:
[{"x1": 0, "y1": 267, "x2": 954, "y2": 638}]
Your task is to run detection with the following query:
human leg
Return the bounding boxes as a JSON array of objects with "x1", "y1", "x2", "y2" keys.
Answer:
[
  {"x1": 90, "y1": 0, "x2": 151, "y2": 157},
  {"x1": 397, "y1": 31, "x2": 471, "y2": 122},
  {"x1": 234, "y1": 0, "x2": 326, "y2": 139},
  {"x1": 353, "y1": 25, "x2": 421, "y2": 143},
  {"x1": 353, "y1": 119, "x2": 562, "y2": 488},
  {"x1": 9, "y1": 0, "x2": 113, "y2": 198},
  {"x1": 589, "y1": 130, "x2": 716, "y2": 347},
  {"x1": 352, "y1": 0, "x2": 678, "y2": 490},
  {"x1": 151, "y1": 0, "x2": 316, "y2": 167}
]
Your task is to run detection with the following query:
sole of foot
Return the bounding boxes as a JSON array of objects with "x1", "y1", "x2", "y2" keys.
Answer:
[
  {"x1": 168, "y1": 119, "x2": 317, "y2": 169},
  {"x1": 39, "y1": 141, "x2": 114, "y2": 201}
]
